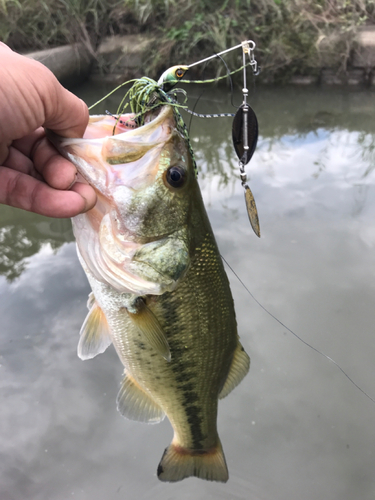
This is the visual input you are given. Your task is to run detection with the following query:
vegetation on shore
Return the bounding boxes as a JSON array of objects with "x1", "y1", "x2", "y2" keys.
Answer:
[{"x1": 1, "y1": 0, "x2": 374, "y2": 80}]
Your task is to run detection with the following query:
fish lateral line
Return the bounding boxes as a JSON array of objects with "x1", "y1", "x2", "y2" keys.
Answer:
[{"x1": 221, "y1": 255, "x2": 375, "y2": 405}]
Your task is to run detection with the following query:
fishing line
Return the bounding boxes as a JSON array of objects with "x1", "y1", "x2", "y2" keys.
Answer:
[
  {"x1": 88, "y1": 79, "x2": 137, "y2": 111},
  {"x1": 214, "y1": 52, "x2": 238, "y2": 111},
  {"x1": 180, "y1": 51, "x2": 233, "y2": 133},
  {"x1": 183, "y1": 53, "x2": 239, "y2": 122},
  {"x1": 221, "y1": 255, "x2": 375, "y2": 405},
  {"x1": 187, "y1": 89, "x2": 205, "y2": 135}
]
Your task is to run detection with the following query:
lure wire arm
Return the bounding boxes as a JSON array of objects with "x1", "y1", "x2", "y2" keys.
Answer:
[
  {"x1": 187, "y1": 40, "x2": 256, "y2": 69},
  {"x1": 239, "y1": 46, "x2": 249, "y2": 187}
]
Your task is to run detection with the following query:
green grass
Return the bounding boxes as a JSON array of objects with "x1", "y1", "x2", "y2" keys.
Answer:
[{"x1": 1, "y1": 0, "x2": 374, "y2": 80}]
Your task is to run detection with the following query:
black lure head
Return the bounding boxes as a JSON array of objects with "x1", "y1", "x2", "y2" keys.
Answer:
[{"x1": 232, "y1": 104, "x2": 258, "y2": 165}]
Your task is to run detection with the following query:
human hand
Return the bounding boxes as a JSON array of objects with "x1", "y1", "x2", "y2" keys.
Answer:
[{"x1": 0, "y1": 43, "x2": 96, "y2": 218}]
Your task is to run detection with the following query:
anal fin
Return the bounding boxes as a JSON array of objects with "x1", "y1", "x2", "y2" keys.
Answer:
[
  {"x1": 219, "y1": 341, "x2": 250, "y2": 399},
  {"x1": 77, "y1": 294, "x2": 112, "y2": 360},
  {"x1": 117, "y1": 372, "x2": 165, "y2": 424}
]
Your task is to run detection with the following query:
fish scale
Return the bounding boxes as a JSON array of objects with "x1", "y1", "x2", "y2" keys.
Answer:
[
  {"x1": 153, "y1": 235, "x2": 237, "y2": 451},
  {"x1": 52, "y1": 103, "x2": 250, "y2": 482}
]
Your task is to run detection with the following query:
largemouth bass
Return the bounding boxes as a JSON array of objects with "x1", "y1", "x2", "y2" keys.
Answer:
[{"x1": 52, "y1": 104, "x2": 250, "y2": 482}]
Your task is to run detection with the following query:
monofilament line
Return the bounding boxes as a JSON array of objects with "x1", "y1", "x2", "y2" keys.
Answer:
[{"x1": 221, "y1": 255, "x2": 375, "y2": 405}]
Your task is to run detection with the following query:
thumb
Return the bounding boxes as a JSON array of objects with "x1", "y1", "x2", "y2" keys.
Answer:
[
  {"x1": 42, "y1": 80, "x2": 89, "y2": 138},
  {"x1": 0, "y1": 45, "x2": 90, "y2": 140}
]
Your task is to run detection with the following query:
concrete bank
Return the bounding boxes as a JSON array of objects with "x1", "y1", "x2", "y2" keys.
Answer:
[
  {"x1": 26, "y1": 28, "x2": 375, "y2": 87},
  {"x1": 290, "y1": 25, "x2": 375, "y2": 86},
  {"x1": 89, "y1": 29, "x2": 375, "y2": 87},
  {"x1": 89, "y1": 34, "x2": 155, "y2": 84},
  {"x1": 26, "y1": 44, "x2": 93, "y2": 86},
  {"x1": 25, "y1": 36, "x2": 152, "y2": 87}
]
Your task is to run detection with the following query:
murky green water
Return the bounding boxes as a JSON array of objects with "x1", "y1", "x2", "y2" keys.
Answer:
[{"x1": 1, "y1": 83, "x2": 375, "y2": 500}]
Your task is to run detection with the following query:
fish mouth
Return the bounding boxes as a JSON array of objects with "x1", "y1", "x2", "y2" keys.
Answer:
[{"x1": 48, "y1": 105, "x2": 176, "y2": 196}]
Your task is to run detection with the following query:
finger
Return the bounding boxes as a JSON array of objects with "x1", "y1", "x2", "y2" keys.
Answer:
[
  {"x1": 11, "y1": 128, "x2": 45, "y2": 157},
  {"x1": 0, "y1": 48, "x2": 89, "y2": 140},
  {"x1": 2, "y1": 145, "x2": 38, "y2": 177},
  {"x1": 1, "y1": 129, "x2": 45, "y2": 174},
  {"x1": 70, "y1": 182, "x2": 97, "y2": 212},
  {"x1": 43, "y1": 82, "x2": 89, "y2": 138},
  {"x1": 31, "y1": 136, "x2": 78, "y2": 190},
  {"x1": 0, "y1": 141, "x2": 10, "y2": 167},
  {"x1": 0, "y1": 166, "x2": 96, "y2": 218},
  {"x1": 4, "y1": 129, "x2": 75, "y2": 188},
  {"x1": 0, "y1": 42, "x2": 12, "y2": 50},
  {"x1": 0, "y1": 43, "x2": 12, "y2": 52},
  {"x1": 12, "y1": 129, "x2": 78, "y2": 190}
]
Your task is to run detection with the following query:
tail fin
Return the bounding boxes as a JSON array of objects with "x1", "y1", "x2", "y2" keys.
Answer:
[{"x1": 157, "y1": 440, "x2": 228, "y2": 483}]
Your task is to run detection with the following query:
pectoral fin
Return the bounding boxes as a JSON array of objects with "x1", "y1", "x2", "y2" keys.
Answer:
[
  {"x1": 77, "y1": 294, "x2": 112, "y2": 360},
  {"x1": 127, "y1": 299, "x2": 171, "y2": 362},
  {"x1": 86, "y1": 291, "x2": 96, "y2": 310},
  {"x1": 117, "y1": 372, "x2": 165, "y2": 424},
  {"x1": 219, "y1": 341, "x2": 250, "y2": 399}
]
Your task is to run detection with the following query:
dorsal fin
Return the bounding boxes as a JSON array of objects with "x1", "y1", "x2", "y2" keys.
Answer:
[
  {"x1": 117, "y1": 372, "x2": 165, "y2": 423},
  {"x1": 219, "y1": 341, "x2": 250, "y2": 399},
  {"x1": 77, "y1": 294, "x2": 112, "y2": 360}
]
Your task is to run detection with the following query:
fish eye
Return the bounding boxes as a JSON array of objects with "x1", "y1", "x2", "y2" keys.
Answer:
[
  {"x1": 165, "y1": 166, "x2": 186, "y2": 188},
  {"x1": 176, "y1": 68, "x2": 185, "y2": 78}
]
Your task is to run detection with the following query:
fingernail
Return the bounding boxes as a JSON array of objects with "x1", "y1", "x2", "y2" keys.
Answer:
[{"x1": 67, "y1": 175, "x2": 77, "y2": 190}]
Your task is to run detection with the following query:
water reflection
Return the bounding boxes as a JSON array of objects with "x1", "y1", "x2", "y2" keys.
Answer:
[
  {"x1": 1, "y1": 86, "x2": 375, "y2": 500},
  {"x1": 0, "y1": 206, "x2": 73, "y2": 281}
]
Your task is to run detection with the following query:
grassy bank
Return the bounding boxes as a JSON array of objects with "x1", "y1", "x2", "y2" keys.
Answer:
[{"x1": 1, "y1": 0, "x2": 374, "y2": 80}]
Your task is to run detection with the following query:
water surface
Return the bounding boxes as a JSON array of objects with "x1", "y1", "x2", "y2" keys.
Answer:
[{"x1": 1, "y1": 84, "x2": 375, "y2": 500}]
